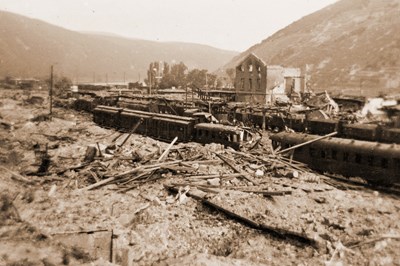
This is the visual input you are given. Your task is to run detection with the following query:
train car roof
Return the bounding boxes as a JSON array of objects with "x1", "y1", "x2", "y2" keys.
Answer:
[
  {"x1": 119, "y1": 108, "x2": 196, "y2": 122},
  {"x1": 307, "y1": 118, "x2": 339, "y2": 123},
  {"x1": 343, "y1": 123, "x2": 379, "y2": 129},
  {"x1": 150, "y1": 117, "x2": 192, "y2": 125},
  {"x1": 383, "y1": 127, "x2": 400, "y2": 133},
  {"x1": 94, "y1": 105, "x2": 122, "y2": 111},
  {"x1": 194, "y1": 123, "x2": 243, "y2": 134},
  {"x1": 270, "y1": 132, "x2": 400, "y2": 157}
]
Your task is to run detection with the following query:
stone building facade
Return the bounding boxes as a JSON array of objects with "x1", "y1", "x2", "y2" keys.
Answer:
[{"x1": 234, "y1": 53, "x2": 304, "y2": 104}]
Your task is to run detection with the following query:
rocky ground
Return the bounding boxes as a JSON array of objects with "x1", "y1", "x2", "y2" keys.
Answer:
[{"x1": 0, "y1": 88, "x2": 399, "y2": 266}]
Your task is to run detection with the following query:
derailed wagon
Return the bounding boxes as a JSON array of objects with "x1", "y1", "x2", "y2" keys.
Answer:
[
  {"x1": 194, "y1": 123, "x2": 252, "y2": 150},
  {"x1": 270, "y1": 132, "x2": 400, "y2": 185}
]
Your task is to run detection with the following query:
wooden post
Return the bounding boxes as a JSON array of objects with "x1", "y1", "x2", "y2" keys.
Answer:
[
  {"x1": 157, "y1": 137, "x2": 178, "y2": 162},
  {"x1": 49, "y1": 65, "x2": 53, "y2": 117},
  {"x1": 262, "y1": 109, "x2": 266, "y2": 131}
]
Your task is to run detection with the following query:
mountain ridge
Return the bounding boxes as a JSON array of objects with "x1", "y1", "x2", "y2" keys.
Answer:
[
  {"x1": 218, "y1": 0, "x2": 400, "y2": 96},
  {"x1": 0, "y1": 10, "x2": 238, "y2": 82}
]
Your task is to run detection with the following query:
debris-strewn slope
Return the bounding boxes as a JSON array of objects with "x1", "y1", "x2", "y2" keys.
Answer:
[
  {"x1": 0, "y1": 11, "x2": 238, "y2": 80},
  {"x1": 219, "y1": 0, "x2": 400, "y2": 95}
]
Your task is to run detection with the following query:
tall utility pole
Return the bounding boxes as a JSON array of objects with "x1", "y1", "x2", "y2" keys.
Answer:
[{"x1": 49, "y1": 65, "x2": 54, "y2": 117}]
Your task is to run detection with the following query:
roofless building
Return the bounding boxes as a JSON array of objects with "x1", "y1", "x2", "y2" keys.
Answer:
[{"x1": 234, "y1": 53, "x2": 307, "y2": 104}]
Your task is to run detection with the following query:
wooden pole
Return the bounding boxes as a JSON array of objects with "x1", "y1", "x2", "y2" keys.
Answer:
[
  {"x1": 276, "y1": 131, "x2": 338, "y2": 155},
  {"x1": 49, "y1": 65, "x2": 53, "y2": 116},
  {"x1": 157, "y1": 137, "x2": 178, "y2": 162},
  {"x1": 118, "y1": 118, "x2": 143, "y2": 148},
  {"x1": 262, "y1": 109, "x2": 266, "y2": 131}
]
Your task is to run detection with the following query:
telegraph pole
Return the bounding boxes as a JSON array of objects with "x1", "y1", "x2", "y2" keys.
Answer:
[{"x1": 49, "y1": 65, "x2": 54, "y2": 117}]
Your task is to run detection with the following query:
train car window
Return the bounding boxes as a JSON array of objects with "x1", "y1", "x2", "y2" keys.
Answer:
[
  {"x1": 211, "y1": 131, "x2": 216, "y2": 139},
  {"x1": 309, "y1": 147, "x2": 317, "y2": 157},
  {"x1": 381, "y1": 158, "x2": 389, "y2": 168},
  {"x1": 394, "y1": 159, "x2": 400, "y2": 171},
  {"x1": 233, "y1": 134, "x2": 238, "y2": 142},
  {"x1": 367, "y1": 156, "x2": 374, "y2": 166},
  {"x1": 355, "y1": 153, "x2": 362, "y2": 164},
  {"x1": 331, "y1": 149, "x2": 337, "y2": 160},
  {"x1": 343, "y1": 152, "x2": 349, "y2": 162}
]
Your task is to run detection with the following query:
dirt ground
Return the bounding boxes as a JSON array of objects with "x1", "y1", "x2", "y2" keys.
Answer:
[{"x1": 0, "y1": 88, "x2": 399, "y2": 266}]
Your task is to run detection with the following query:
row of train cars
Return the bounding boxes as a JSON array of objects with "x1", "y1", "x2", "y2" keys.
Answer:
[
  {"x1": 92, "y1": 101, "x2": 400, "y2": 185},
  {"x1": 238, "y1": 111, "x2": 400, "y2": 185},
  {"x1": 93, "y1": 105, "x2": 252, "y2": 150}
]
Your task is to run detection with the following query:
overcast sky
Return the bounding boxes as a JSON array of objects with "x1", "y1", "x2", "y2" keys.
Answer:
[{"x1": 0, "y1": 0, "x2": 337, "y2": 52}]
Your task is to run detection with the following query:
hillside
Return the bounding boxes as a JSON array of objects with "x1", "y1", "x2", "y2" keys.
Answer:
[
  {"x1": 219, "y1": 0, "x2": 400, "y2": 96},
  {"x1": 0, "y1": 11, "x2": 238, "y2": 82}
]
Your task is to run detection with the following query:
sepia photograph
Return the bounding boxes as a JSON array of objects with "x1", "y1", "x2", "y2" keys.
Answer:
[{"x1": 0, "y1": 0, "x2": 399, "y2": 265}]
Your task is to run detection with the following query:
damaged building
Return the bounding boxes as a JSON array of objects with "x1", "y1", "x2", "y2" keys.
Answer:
[{"x1": 234, "y1": 53, "x2": 306, "y2": 104}]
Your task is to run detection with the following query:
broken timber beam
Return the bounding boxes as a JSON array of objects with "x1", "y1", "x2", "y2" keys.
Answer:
[
  {"x1": 165, "y1": 184, "x2": 318, "y2": 248},
  {"x1": 214, "y1": 152, "x2": 259, "y2": 185},
  {"x1": 157, "y1": 137, "x2": 178, "y2": 162},
  {"x1": 80, "y1": 160, "x2": 182, "y2": 191},
  {"x1": 1, "y1": 166, "x2": 37, "y2": 185},
  {"x1": 276, "y1": 131, "x2": 338, "y2": 155},
  {"x1": 57, "y1": 162, "x2": 90, "y2": 175},
  {"x1": 118, "y1": 118, "x2": 143, "y2": 148}
]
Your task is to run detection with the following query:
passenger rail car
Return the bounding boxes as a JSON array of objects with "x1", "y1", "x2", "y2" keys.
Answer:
[
  {"x1": 93, "y1": 105, "x2": 248, "y2": 150},
  {"x1": 233, "y1": 111, "x2": 400, "y2": 144},
  {"x1": 194, "y1": 123, "x2": 251, "y2": 150},
  {"x1": 270, "y1": 132, "x2": 400, "y2": 185}
]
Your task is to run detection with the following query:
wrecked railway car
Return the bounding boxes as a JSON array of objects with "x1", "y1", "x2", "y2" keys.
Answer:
[
  {"x1": 234, "y1": 111, "x2": 400, "y2": 144},
  {"x1": 93, "y1": 105, "x2": 250, "y2": 149},
  {"x1": 270, "y1": 132, "x2": 400, "y2": 185},
  {"x1": 194, "y1": 123, "x2": 251, "y2": 150}
]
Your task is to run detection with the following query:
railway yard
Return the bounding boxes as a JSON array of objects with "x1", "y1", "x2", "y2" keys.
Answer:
[{"x1": 1, "y1": 88, "x2": 400, "y2": 266}]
